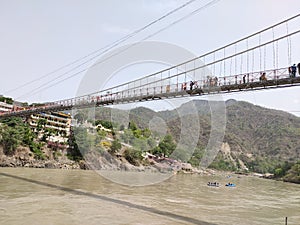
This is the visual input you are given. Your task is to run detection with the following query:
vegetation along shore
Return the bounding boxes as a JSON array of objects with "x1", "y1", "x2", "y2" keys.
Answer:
[{"x1": 0, "y1": 99, "x2": 299, "y2": 184}]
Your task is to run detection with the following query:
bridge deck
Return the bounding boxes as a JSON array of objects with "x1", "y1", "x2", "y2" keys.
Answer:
[{"x1": 1, "y1": 75, "x2": 300, "y2": 119}]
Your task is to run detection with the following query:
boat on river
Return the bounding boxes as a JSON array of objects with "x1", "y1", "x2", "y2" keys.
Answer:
[
  {"x1": 207, "y1": 182, "x2": 220, "y2": 187},
  {"x1": 225, "y1": 183, "x2": 236, "y2": 187}
]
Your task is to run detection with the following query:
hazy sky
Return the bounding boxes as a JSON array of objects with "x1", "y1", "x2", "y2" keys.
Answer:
[{"x1": 0, "y1": 0, "x2": 300, "y2": 114}]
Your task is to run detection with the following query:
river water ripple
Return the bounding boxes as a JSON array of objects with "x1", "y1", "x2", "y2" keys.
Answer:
[{"x1": 0, "y1": 168, "x2": 299, "y2": 225}]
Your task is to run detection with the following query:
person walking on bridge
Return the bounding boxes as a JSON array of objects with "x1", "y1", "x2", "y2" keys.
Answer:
[
  {"x1": 190, "y1": 81, "x2": 194, "y2": 90},
  {"x1": 298, "y1": 63, "x2": 300, "y2": 75},
  {"x1": 291, "y1": 64, "x2": 297, "y2": 77}
]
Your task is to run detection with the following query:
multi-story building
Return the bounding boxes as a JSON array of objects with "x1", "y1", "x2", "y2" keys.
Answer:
[
  {"x1": 0, "y1": 95, "x2": 26, "y2": 113},
  {"x1": 27, "y1": 111, "x2": 72, "y2": 143},
  {"x1": 0, "y1": 101, "x2": 13, "y2": 113},
  {"x1": 0, "y1": 94, "x2": 72, "y2": 145}
]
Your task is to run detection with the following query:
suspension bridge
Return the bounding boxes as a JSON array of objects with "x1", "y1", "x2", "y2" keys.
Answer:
[{"x1": 1, "y1": 14, "x2": 300, "y2": 119}]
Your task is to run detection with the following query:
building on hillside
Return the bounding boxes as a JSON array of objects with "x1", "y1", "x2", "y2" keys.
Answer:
[
  {"x1": 0, "y1": 96, "x2": 26, "y2": 113},
  {"x1": 0, "y1": 101, "x2": 13, "y2": 113},
  {"x1": 27, "y1": 111, "x2": 72, "y2": 143},
  {"x1": 96, "y1": 124, "x2": 112, "y2": 132}
]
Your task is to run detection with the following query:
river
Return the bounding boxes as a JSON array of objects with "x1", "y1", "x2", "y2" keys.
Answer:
[{"x1": 0, "y1": 168, "x2": 299, "y2": 225}]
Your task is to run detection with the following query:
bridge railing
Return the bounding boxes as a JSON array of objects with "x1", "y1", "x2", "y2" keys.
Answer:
[
  {"x1": 108, "y1": 67, "x2": 291, "y2": 100},
  {"x1": 0, "y1": 66, "x2": 297, "y2": 118},
  {"x1": 50, "y1": 66, "x2": 292, "y2": 107},
  {"x1": 217, "y1": 67, "x2": 290, "y2": 86}
]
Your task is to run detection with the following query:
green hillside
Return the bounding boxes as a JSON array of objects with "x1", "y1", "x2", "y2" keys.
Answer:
[
  {"x1": 1, "y1": 99, "x2": 299, "y2": 183},
  {"x1": 93, "y1": 99, "x2": 300, "y2": 182}
]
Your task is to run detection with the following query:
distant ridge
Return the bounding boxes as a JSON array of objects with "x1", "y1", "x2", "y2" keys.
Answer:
[{"x1": 95, "y1": 99, "x2": 300, "y2": 173}]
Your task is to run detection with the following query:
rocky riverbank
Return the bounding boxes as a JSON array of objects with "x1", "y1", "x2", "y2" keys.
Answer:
[
  {"x1": 2, "y1": 146, "x2": 297, "y2": 184},
  {"x1": 0, "y1": 145, "x2": 208, "y2": 174},
  {"x1": 0, "y1": 146, "x2": 83, "y2": 169},
  {"x1": 3, "y1": 149, "x2": 298, "y2": 185}
]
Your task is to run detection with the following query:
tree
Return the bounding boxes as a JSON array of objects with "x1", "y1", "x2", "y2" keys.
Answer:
[
  {"x1": 0, "y1": 125, "x2": 20, "y2": 155},
  {"x1": 124, "y1": 148, "x2": 142, "y2": 166},
  {"x1": 30, "y1": 142, "x2": 45, "y2": 160},
  {"x1": 67, "y1": 128, "x2": 83, "y2": 161},
  {"x1": 274, "y1": 168, "x2": 284, "y2": 177},
  {"x1": 133, "y1": 129, "x2": 142, "y2": 138},
  {"x1": 283, "y1": 162, "x2": 300, "y2": 184},
  {"x1": 142, "y1": 128, "x2": 151, "y2": 138},
  {"x1": 152, "y1": 134, "x2": 176, "y2": 157},
  {"x1": 37, "y1": 118, "x2": 47, "y2": 132},
  {"x1": 109, "y1": 139, "x2": 121, "y2": 154},
  {"x1": 67, "y1": 126, "x2": 96, "y2": 160},
  {"x1": 22, "y1": 102, "x2": 28, "y2": 107},
  {"x1": 22, "y1": 125, "x2": 35, "y2": 146},
  {"x1": 0, "y1": 117, "x2": 37, "y2": 155},
  {"x1": 95, "y1": 120, "x2": 114, "y2": 129},
  {"x1": 97, "y1": 129, "x2": 107, "y2": 140},
  {"x1": 128, "y1": 121, "x2": 137, "y2": 131},
  {"x1": 158, "y1": 134, "x2": 176, "y2": 157},
  {"x1": 0, "y1": 117, "x2": 43, "y2": 158},
  {"x1": 273, "y1": 161, "x2": 294, "y2": 178},
  {"x1": 0, "y1": 96, "x2": 13, "y2": 104}
]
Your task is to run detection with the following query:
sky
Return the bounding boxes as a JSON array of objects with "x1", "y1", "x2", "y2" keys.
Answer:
[{"x1": 0, "y1": 0, "x2": 300, "y2": 115}]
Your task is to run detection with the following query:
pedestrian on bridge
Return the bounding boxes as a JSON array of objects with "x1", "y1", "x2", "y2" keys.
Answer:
[
  {"x1": 259, "y1": 72, "x2": 267, "y2": 82},
  {"x1": 291, "y1": 64, "x2": 297, "y2": 77},
  {"x1": 298, "y1": 63, "x2": 300, "y2": 75},
  {"x1": 190, "y1": 81, "x2": 194, "y2": 90}
]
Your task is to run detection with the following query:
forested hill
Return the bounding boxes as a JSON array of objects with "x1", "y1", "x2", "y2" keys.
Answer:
[
  {"x1": 224, "y1": 100, "x2": 300, "y2": 162},
  {"x1": 95, "y1": 99, "x2": 300, "y2": 178},
  {"x1": 0, "y1": 98, "x2": 299, "y2": 182}
]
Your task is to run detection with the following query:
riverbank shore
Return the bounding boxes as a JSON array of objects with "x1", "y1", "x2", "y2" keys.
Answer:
[
  {"x1": 1, "y1": 146, "x2": 298, "y2": 184},
  {"x1": 0, "y1": 145, "x2": 216, "y2": 175},
  {"x1": 0, "y1": 146, "x2": 82, "y2": 169}
]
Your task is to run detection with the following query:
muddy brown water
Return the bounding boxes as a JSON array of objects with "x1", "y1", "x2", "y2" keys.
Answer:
[{"x1": 0, "y1": 168, "x2": 299, "y2": 225}]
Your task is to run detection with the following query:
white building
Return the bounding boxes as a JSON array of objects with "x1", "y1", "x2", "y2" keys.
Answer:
[
  {"x1": 27, "y1": 111, "x2": 72, "y2": 143},
  {"x1": 0, "y1": 101, "x2": 13, "y2": 113}
]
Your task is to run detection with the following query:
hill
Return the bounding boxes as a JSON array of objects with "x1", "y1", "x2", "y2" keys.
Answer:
[
  {"x1": 95, "y1": 99, "x2": 300, "y2": 178},
  {"x1": 1, "y1": 99, "x2": 299, "y2": 182}
]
